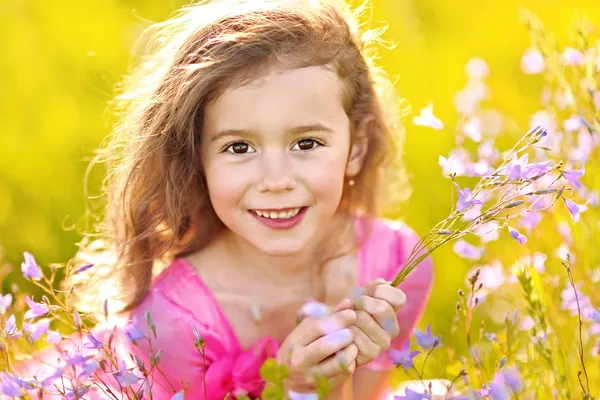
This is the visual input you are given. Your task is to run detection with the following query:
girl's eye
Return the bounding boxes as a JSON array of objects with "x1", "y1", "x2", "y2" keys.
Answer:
[
  {"x1": 225, "y1": 142, "x2": 255, "y2": 154},
  {"x1": 293, "y1": 138, "x2": 322, "y2": 151}
]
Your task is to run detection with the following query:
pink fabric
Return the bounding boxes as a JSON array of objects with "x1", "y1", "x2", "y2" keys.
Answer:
[{"x1": 127, "y1": 217, "x2": 434, "y2": 399}]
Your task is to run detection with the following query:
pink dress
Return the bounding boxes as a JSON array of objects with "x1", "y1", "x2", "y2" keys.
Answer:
[{"x1": 128, "y1": 218, "x2": 434, "y2": 400}]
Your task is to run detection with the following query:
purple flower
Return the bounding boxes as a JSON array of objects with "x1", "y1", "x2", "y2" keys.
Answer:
[
  {"x1": 40, "y1": 366, "x2": 66, "y2": 388},
  {"x1": 125, "y1": 321, "x2": 144, "y2": 342},
  {"x1": 0, "y1": 294, "x2": 12, "y2": 314},
  {"x1": 488, "y1": 368, "x2": 522, "y2": 399},
  {"x1": 453, "y1": 240, "x2": 484, "y2": 260},
  {"x1": 46, "y1": 330, "x2": 62, "y2": 344},
  {"x1": 80, "y1": 361, "x2": 100, "y2": 378},
  {"x1": 65, "y1": 352, "x2": 94, "y2": 367},
  {"x1": 74, "y1": 263, "x2": 94, "y2": 274},
  {"x1": 21, "y1": 252, "x2": 43, "y2": 280},
  {"x1": 84, "y1": 333, "x2": 104, "y2": 349},
  {"x1": 561, "y1": 284, "x2": 591, "y2": 316},
  {"x1": 439, "y1": 155, "x2": 466, "y2": 177},
  {"x1": 64, "y1": 385, "x2": 89, "y2": 400},
  {"x1": 455, "y1": 183, "x2": 484, "y2": 212},
  {"x1": 23, "y1": 318, "x2": 50, "y2": 341},
  {"x1": 518, "y1": 212, "x2": 542, "y2": 234},
  {"x1": 0, "y1": 372, "x2": 22, "y2": 397},
  {"x1": 388, "y1": 340, "x2": 420, "y2": 369},
  {"x1": 589, "y1": 308, "x2": 600, "y2": 323},
  {"x1": 502, "y1": 367, "x2": 522, "y2": 393},
  {"x1": 395, "y1": 388, "x2": 432, "y2": 400},
  {"x1": 564, "y1": 198, "x2": 588, "y2": 222},
  {"x1": 508, "y1": 227, "x2": 527, "y2": 245},
  {"x1": 3, "y1": 315, "x2": 20, "y2": 339},
  {"x1": 24, "y1": 296, "x2": 49, "y2": 320},
  {"x1": 474, "y1": 220, "x2": 499, "y2": 243},
  {"x1": 113, "y1": 362, "x2": 140, "y2": 388},
  {"x1": 171, "y1": 391, "x2": 185, "y2": 400},
  {"x1": 562, "y1": 166, "x2": 585, "y2": 188},
  {"x1": 414, "y1": 324, "x2": 441, "y2": 349}
]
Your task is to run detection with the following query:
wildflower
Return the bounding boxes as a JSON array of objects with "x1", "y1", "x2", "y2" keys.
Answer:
[
  {"x1": 439, "y1": 155, "x2": 466, "y2": 177},
  {"x1": 470, "y1": 261, "x2": 504, "y2": 292},
  {"x1": 65, "y1": 352, "x2": 94, "y2": 367},
  {"x1": 46, "y1": 330, "x2": 62, "y2": 344},
  {"x1": 74, "y1": 263, "x2": 94, "y2": 274},
  {"x1": 521, "y1": 48, "x2": 545, "y2": 74},
  {"x1": 40, "y1": 366, "x2": 66, "y2": 388},
  {"x1": 518, "y1": 316, "x2": 535, "y2": 331},
  {"x1": 563, "y1": 198, "x2": 587, "y2": 222},
  {"x1": 24, "y1": 296, "x2": 48, "y2": 320},
  {"x1": 561, "y1": 284, "x2": 591, "y2": 316},
  {"x1": 3, "y1": 315, "x2": 20, "y2": 339},
  {"x1": 84, "y1": 333, "x2": 104, "y2": 349},
  {"x1": 484, "y1": 332, "x2": 499, "y2": 343},
  {"x1": 125, "y1": 321, "x2": 144, "y2": 343},
  {"x1": 463, "y1": 117, "x2": 482, "y2": 142},
  {"x1": 394, "y1": 388, "x2": 432, "y2": 400},
  {"x1": 508, "y1": 227, "x2": 527, "y2": 245},
  {"x1": 564, "y1": 116, "x2": 582, "y2": 132},
  {"x1": 23, "y1": 318, "x2": 50, "y2": 341},
  {"x1": 0, "y1": 294, "x2": 12, "y2": 314},
  {"x1": 589, "y1": 308, "x2": 600, "y2": 323},
  {"x1": 454, "y1": 183, "x2": 484, "y2": 212},
  {"x1": 561, "y1": 165, "x2": 585, "y2": 188},
  {"x1": 561, "y1": 47, "x2": 585, "y2": 66},
  {"x1": 0, "y1": 373, "x2": 22, "y2": 397},
  {"x1": 172, "y1": 392, "x2": 185, "y2": 400},
  {"x1": 80, "y1": 361, "x2": 100, "y2": 378},
  {"x1": 465, "y1": 57, "x2": 489, "y2": 79},
  {"x1": 519, "y1": 211, "x2": 542, "y2": 234},
  {"x1": 453, "y1": 240, "x2": 484, "y2": 260},
  {"x1": 501, "y1": 154, "x2": 549, "y2": 181},
  {"x1": 73, "y1": 311, "x2": 81, "y2": 331},
  {"x1": 388, "y1": 340, "x2": 420, "y2": 369},
  {"x1": 414, "y1": 324, "x2": 440, "y2": 349},
  {"x1": 113, "y1": 362, "x2": 140, "y2": 388},
  {"x1": 21, "y1": 252, "x2": 43, "y2": 280},
  {"x1": 413, "y1": 103, "x2": 444, "y2": 130},
  {"x1": 64, "y1": 385, "x2": 90, "y2": 400},
  {"x1": 502, "y1": 367, "x2": 523, "y2": 393}
]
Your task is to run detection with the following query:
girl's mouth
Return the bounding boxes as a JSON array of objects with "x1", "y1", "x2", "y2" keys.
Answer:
[{"x1": 249, "y1": 207, "x2": 308, "y2": 230}]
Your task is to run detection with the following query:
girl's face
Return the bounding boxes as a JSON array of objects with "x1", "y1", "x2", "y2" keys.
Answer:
[{"x1": 201, "y1": 66, "x2": 362, "y2": 256}]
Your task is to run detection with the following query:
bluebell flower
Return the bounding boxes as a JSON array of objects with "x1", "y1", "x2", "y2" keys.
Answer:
[{"x1": 414, "y1": 324, "x2": 441, "y2": 349}]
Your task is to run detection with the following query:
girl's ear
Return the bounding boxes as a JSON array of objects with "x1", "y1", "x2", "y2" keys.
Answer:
[{"x1": 345, "y1": 116, "x2": 373, "y2": 177}]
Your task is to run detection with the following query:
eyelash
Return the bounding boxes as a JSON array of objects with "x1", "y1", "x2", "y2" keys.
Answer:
[{"x1": 222, "y1": 137, "x2": 325, "y2": 154}]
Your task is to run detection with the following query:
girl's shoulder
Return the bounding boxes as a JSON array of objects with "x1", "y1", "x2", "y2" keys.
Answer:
[{"x1": 355, "y1": 216, "x2": 434, "y2": 287}]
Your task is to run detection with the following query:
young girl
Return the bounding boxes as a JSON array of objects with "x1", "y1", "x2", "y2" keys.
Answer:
[{"x1": 83, "y1": 0, "x2": 434, "y2": 398}]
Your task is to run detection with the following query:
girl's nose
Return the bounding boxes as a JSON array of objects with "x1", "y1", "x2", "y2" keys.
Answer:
[{"x1": 256, "y1": 153, "x2": 296, "y2": 193}]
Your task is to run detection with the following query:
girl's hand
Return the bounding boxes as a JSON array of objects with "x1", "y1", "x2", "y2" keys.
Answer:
[
  {"x1": 276, "y1": 308, "x2": 358, "y2": 396},
  {"x1": 350, "y1": 278, "x2": 407, "y2": 368}
]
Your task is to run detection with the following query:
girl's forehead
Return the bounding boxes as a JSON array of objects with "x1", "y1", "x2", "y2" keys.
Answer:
[{"x1": 204, "y1": 65, "x2": 346, "y2": 131}]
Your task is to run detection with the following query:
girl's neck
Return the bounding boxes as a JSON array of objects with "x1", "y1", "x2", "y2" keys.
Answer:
[{"x1": 215, "y1": 211, "x2": 356, "y2": 286}]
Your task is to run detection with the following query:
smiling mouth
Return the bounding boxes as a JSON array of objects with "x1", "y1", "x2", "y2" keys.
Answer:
[{"x1": 249, "y1": 207, "x2": 305, "y2": 219}]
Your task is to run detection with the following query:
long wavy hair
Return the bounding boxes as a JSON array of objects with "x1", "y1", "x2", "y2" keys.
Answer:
[{"x1": 73, "y1": 0, "x2": 409, "y2": 315}]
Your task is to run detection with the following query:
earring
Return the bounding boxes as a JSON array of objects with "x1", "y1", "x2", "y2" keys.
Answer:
[{"x1": 348, "y1": 179, "x2": 355, "y2": 187}]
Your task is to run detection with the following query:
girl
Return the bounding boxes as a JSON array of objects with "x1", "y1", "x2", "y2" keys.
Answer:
[{"x1": 81, "y1": 0, "x2": 434, "y2": 398}]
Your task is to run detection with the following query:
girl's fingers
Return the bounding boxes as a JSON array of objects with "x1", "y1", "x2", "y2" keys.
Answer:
[
  {"x1": 295, "y1": 309, "x2": 356, "y2": 346},
  {"x1": 355, "y1": 295, "x2": 398, "y2": 336},
  {"x1": 293, "y1": 327, "x2": 355, "y2": 369},
  {"x1": 351, "y1": 316, "x2": 389, "y2": 356},
  {"x1": 308, "y1": 343, "x2": 358, "y2": 379},
  {"x1": 371, "y1": 285, "x2": 407, "y2": 313}
]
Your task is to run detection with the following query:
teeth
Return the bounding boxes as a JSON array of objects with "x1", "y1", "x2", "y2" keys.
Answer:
[{"x1": 253, "y1": 208, "x2": 301, "y2": 219}]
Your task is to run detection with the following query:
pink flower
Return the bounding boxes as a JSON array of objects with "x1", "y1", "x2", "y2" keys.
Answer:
[
  {"x1": 0, "y1": 294, "x2": 12, "y2": 314},
  {"x1": 561, "y1": 47, "x2": 585, "y2": 66},
  {"x1": 413, "y1": 103, "x2": 444, "y2": 130},
  {"x1": 521, "y1": 48, "x2": 545, "y2": 74}
]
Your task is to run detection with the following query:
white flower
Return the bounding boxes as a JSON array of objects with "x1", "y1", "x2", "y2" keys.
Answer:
[
  {"x1": 413, "y1": 103, "x2": 444, "y2": 130},
  {"x1": 561, "y1": 47, "x2": 585, "y2": 66},
  {"x1": 465, "y1": 57, "x2": 489, "y2": 79},
  {"x1": 521, "y1": 48, "x2": 545, "y2": 74}
]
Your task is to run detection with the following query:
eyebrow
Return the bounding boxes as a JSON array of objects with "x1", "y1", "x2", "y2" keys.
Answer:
[{"x1": 208, "y1": 123, "x2": 335, "y2": 142}]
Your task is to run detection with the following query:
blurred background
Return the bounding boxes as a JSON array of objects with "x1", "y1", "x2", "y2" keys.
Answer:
[{"x1": 1, "y1": 0, "x2": 599, "y2": 377}]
